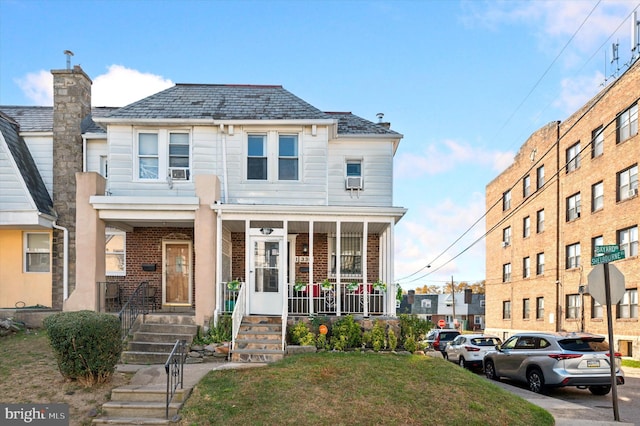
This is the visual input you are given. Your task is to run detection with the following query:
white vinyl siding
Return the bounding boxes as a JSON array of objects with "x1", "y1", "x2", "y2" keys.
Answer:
[{"x1": 0, "y1": 138, "x2": 35, "y2": 211}]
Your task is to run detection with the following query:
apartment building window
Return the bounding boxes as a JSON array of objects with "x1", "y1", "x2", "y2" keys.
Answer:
[
  {"x1": 536, "y1": 209, "x2": 545, "y2": 233},
  {"x1": 566, "y1": 242, "x2": 581, "y2": 269},
  {"x1": 502, "y1": 263, "x2": 511, "y2": 283},
  {"x1": 523, "y1": 298, "x2": 530, "y2": 319},
  {"x1": 24, "y1": 232, "x2": 50, "y2": 273},
  {"x1": 523, "y1": 257, "x2": 530, "y2": 278},
  {"x1": 503, "y1": 301, "x2": 512, "y2": 319},
  {"x1": 618, "y1": 226, "x2": 638, "y2": 258},
  {"x1": 566, "y1": 294, "x2": 580, "y2": 319},
  {"x1": 591, "y1": 126, "x2": 604, "y2": 158},
  {"x1": 592, "y1": 298, "x2": 603, "y2": 319},
  {"x1": 536, "y1": 297, "x2": 544, "y2": 320},
  {"x1": 617, "y1": 289, "x2": 638, "y2": 319},
  {"x1": 536, "y1": 252, "x2": 545, "y2": 275},
  {"x1": 536, "y1": 165, "x2": 545, "y2": 190},
  {"x1": 278, "y1": 135, "x2": 299, "y2": 180},
  {"x1": 523, "y1": 216, "x2": 530, "y2": 238},
  {"x1": 566, "y1": 192, "x2": 581, "y2": 221},
  {"x1": 138, "y1": 132, "x2": 159, "y2": 179},
  {"x1": 106, "y1": 228, "x2": 126, "y2": 276},
  {"x1": 329, "y1": 234, "x2": 362, "y2": 277},
  {"x1": 566, "y1": 142, "x2": 581, "y2": 173},
  {"x1": 502, "y1": 226, "x2": 511, "y2": 247},
  {"x1": 502, "y1": 190, "x2": 511, "y2": 211},
  {"x1": 616, "y1": 102, "x2": 638, "y2": 144},
  {"x1": 523, "y1": 175, "x2": 531, "y2": 198},
  {"x1": 592, "y1": 236, "x2": 604, "y2": 258},
  {"x1": 617, "y1": 164, "x2": 638, "y2": 201},
  {"x1": 591, "y1": 181, "x2": 604, "y2": 212},
  {"x1": 247, "y1": 134, "x2": 268, "y2": 180}
]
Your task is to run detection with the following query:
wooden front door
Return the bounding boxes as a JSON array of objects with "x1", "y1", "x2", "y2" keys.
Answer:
[{"x1": 163, "y1": 241, "x2": 192, "y2": 306}]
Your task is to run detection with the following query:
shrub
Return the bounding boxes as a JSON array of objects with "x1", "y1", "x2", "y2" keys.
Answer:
[
  {"x1": 370, "y1": 320, "x2": 386, "y2": 352},
  {"x1": 196, "y1": 315, "x2": 232, "y2": 344},
  {"x1": 398, "y1": 314, "x2": 430, "y2": 347},
  {"x1": 316, "y1": 333, "x2": 330, "y2": 350},
  {"x1": 388, "y1": 329, "x2": 398, "y2": 351},
  {"x1": 403, "y1": 335, "x2": 417, "y2": 353},
  {"x1": 44, "y1": 310, "x2": 122, "y2": 386},
  {"x1": 330, "y1": 315, "x2": 361, "y2": 350},
  {"x1": 289, "y1": 321, "x2": 316, "y2": 346}
]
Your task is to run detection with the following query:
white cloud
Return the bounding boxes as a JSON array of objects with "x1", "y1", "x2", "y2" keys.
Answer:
[
  {"x1": 15, "y1": 65, "x2": 173, "y2": 107},
  {"x1": 553, "y1": 71, "x2": 605, "y2": 115}
]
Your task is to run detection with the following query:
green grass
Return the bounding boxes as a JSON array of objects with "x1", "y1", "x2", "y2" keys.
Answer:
[
  {"x1": 622, "y1": 359, "x2": 640, "y2": 369},
  {"x1": 179, "y1": 352, "x2": 553, "y2": 426}
]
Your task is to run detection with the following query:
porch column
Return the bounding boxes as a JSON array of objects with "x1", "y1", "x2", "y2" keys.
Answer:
[
  {"x1": 386, "y1": 221, "x2": 396, "y2": 315},
  {"x1": 308, "y1": 220, "x2": 314, "y2": 315},
  {"x1": 336, "y1": 221, "x2": 341, "y2": 316},
  {"x1": 362, "y1": 221, "x2": 368, "y2": 316}
]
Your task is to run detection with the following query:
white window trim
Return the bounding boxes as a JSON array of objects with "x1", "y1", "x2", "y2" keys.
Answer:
[
  {"x1": 245, "y1": 130, "x2": 303, "y2": 182},
  {"x1": 24, "y1": 232, "x2": 51, "y2": 273},
  {"x1": 106, "y1": 228, "x2": 126, "y2": 276},
  {"x1": 278, "y1": 133, "x2": 300, "y2": 181},
  {"x1": 134, "y1": 128, "x2": 192, "y2": 182}
]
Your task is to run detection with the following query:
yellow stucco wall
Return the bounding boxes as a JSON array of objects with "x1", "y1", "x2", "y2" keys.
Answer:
[{"x1": 0, "y1": 230, "x2": 52, "y2": 308}]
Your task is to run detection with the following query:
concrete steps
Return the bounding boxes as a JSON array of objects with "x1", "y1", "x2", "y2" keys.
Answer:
[{"x1": 231, "y1": 316, "x2": 285, "y2": 363}]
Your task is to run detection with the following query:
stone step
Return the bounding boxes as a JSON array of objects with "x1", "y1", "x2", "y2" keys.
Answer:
[
  {"x1": 120, "y1": 351, "x2": 173, "y2": 365},
  {"x1": 241, "y1": 315, "x2": 282, "y2": 325},
  {"x1": 127, "y1": 341, "x2": 177, "y2": 353},
  {"x1": 138, "y1": 323, "x2": 198, "y2": 335},
  {"x1": 131, "y1": 331, "x2": 195, "y2": 344},
  {"x1": 143, "y1": 314, "x2": 196, "y2": 325},
  {"x1": 237, "y1": 330, "x2": 281, "y2": 340},
  {"x1": 92, "y1": 416, "x2": 172, "y2": 425},
  {"x1": 100, "y1": 401, "x2": 181, "y2": 418},
  {"x1": 234, "y1": 339, "x2": 283, "y2": 351},
  {"x1": 109, "y1": 385, "x2": 191, "y2": 403},
  {"x1": 230, "y1": 349, "x2": 285, "y2": 363}
]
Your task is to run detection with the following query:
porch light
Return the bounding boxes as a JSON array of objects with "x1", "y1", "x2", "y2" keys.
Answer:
[
  {"x1": 260, "y1": 227, "x2": 273, "y2": 235},
  {"x1": 302, "y1": 243, "x2": 308, "y2": 254}
]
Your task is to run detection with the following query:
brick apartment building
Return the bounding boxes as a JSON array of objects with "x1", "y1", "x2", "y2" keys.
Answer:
[{"x1": 485, "y1": 57, "x2": 639, "y2": 359}]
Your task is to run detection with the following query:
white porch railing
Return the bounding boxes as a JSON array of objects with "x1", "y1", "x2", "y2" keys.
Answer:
[
  {"x1": 288, "y1": 281, "x2": 387, "y2": 316},
  {"x1": 230, "y1": 283, "x2": 246, "y2": 351}
]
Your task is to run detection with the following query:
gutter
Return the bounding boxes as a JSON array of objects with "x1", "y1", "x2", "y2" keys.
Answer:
[{"x1": 52, "y1": 221, "x2": 69, "y2": 300}]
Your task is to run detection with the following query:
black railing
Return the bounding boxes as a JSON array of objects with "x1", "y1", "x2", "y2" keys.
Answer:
[
  {"x1": 165, "y1": 339, "x2": 187, "y2": 419},
  {"x1": 118, "y1": 281, "x2": 155, "y2": 340}
]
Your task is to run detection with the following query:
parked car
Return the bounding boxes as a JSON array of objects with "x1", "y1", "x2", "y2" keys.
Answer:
[
  {"x1": 444, "y1": 334, "x2": 502, "y2": 369},
  {"x1": 423, "y1": 329, "x2": 460, "y2": 354},
  {"x1": 483, "y1": 332, "x2": 624, "y2": 395}
]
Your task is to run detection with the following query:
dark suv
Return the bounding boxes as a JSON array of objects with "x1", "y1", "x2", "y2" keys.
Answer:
[{"x1": 424, "y1": 329, "x2": 461, "y2": 353}]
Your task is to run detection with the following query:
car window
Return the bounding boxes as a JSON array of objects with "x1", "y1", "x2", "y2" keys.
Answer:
[
  {"x1": 440, "y1": 332, "x2": 459, "y2": 340},
  {"x1": 538, "y1": 338, "x2": 551, "y2": 349},
  {"x1": 515, "y1": 336, "x2": 536, "y2": 349},
  {"x1": 558, "y1": 338, "x2": 608, "y2": 352},
  {"x1": 502, "y1": 336, "x2": 518, "y2": 349},
  {"x1": 471, "y1": 337, "x2": 501, "y2": 346},
  {"x1": 453, "y1": 336, "x2": 464, "y2": 345}
]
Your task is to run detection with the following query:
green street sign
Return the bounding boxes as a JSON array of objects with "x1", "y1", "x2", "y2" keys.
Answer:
[
  {"x1": 591, "y1": 250, "x2": 625, "y2": 265},
  {"x1": 595, "y1": 245, "x2": 620, "y2": 254}
]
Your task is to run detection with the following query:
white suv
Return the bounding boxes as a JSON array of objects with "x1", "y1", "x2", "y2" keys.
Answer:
[{"x1": 444, "y1": 334, "x2": 502, "y2": 369}]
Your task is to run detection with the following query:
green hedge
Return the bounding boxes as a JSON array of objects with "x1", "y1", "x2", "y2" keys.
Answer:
[{"x1": 44, "y1": 310, "x2": 122, "y2": 385}]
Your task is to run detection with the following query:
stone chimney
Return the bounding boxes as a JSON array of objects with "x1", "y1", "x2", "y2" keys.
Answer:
[{"x1": 51, "y1": 65, "x2": 92, "y2": 309}]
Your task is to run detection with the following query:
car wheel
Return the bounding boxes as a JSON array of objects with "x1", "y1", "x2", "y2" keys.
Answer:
[
  {"x1": 458, "y1": 356, "x2": 466, "y2": 369},
  {"x1": 485, "y1": 360, "x2": 498, "y2": 381},
  {"x1": 443, "y1": 352, "x2": 448, "y2": 360},
  {"x1": 588, "y1": 385, "x2": 611, "y2": 396},
  {"x1": 527, "y1": 368, "x2": 545, "y2": 394}
]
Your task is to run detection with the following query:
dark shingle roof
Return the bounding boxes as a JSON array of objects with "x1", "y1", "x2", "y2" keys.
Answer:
[
  {"x1": 0, "y1": 106, "x2": 117, "y2": 134},
  {"x1": 0, "y1": 112, "x2": 54, "y2": 216},
  {"x1": 324, "y1": 112, "x2": 401, "y2": 136}
]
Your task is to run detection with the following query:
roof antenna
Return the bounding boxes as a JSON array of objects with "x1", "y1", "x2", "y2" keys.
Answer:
[
  {"x1": 376, "y1": 112, "x2": 384, "y2": 123},
  {"x1": 63, "y1": 50, "x2": 74, "y2": 70}
]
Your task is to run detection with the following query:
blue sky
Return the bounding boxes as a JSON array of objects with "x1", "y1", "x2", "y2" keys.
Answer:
[{"x1": 1, "y1": 0, "x2": 639, "y2": 290}]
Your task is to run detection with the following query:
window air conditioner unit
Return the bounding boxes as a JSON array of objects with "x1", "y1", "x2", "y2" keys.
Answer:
[
  {"x1": 501, "y1": 241, "x2": 509, "y2": 248},
  {"x1": 345, "y1": 176, "x2": 363, "y2": 190},
  {"x1": 628, "y1": 188, "x2": 638, "y2": 198},
  {"x1": 169, "y1": 168, "x2": 189, "y2": 180}
]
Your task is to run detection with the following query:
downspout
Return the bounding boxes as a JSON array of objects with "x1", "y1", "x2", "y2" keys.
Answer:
[
  {"x1": 82, "y1": 135, "x2": 87, "y2": 172},
  {"x1": 555, "y1": 121, "x2": 562, "y2": 332},
  {"x1": 52, "y1": 221, "x2": 69, "y2": 300}
]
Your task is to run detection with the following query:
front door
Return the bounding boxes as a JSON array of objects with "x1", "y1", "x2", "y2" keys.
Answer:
[
  {"x1": 249, "y1": 236, "x2": 283, "y2": 315},
  {"x1": 163, "y1": 241, "x2": 192, "y2": 306}
]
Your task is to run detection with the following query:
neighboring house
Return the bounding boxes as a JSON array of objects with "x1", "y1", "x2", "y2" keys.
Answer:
[
  {"x1": 0, "y1": 64, "x2": 407, "y2": 328},
  {"x1": 485, "y1": 58, "x2": 639, "y2": 358},
  {"x1": 403, "y1": 292, "x2": 485, "y2": 331}
]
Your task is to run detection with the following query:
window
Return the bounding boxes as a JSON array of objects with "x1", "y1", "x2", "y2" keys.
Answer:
[
  {"x1": 523, "y1": 298, "x2": 530, "y2": 319},
  {"x1": 617, "y1": 102, "x2": 638, "y2": 144},
  {"x1": 138, "y1": 132, "x2": 159, "y2": 179},
  {"x1": 536, "y1": 165, "x2": 545, "y2": 190},
  {"x1": 536, "y1": 297, "x2": 544, "y2": 319},
  {"x1": 566, "y1": 294, "x2": 580, "y2": 319},
  {"x1": 617, "y1": 164, "x2": 638, "y2": 201},
  {"x1": 24, "y1": 232, "x2": 50, "y2": 272},
  {"x1": 566, "y1": 142, "x2": 581, "y2": 173},
  {"x1": 566, "y1": 192, "x2": 581, "y2": 221},
  {"x1": 421, "y1": 299, "x2": 431, "y2": 308},
  {"x1": 591, "y1": 298, "x2": 603, "y2": 319},
  {"x1": 536, "y1": 209, "x2": 545, "y2": 233},
  {"x1": 503, "y1": 301, "x2": 511, "y2": 319},
  {"x1": 330, "y1": 234, "x2": 362, "y2": 277},
  {"x1": 591, "y1": 181, "x2": 603, "y2": 212},
  {"x1": 592, "y1": 235, "x2": 604, "y2": 258},
  {"x1": 523, "y1": 257, "x2": 530, "y2": 278},
  {"x1": 566, "y1": 242, "x2": 581, "y2": 269},
  {"x1": 536, "y1": 252, "x2": 545, "y2": 275},
  {"x1": 502, "y1": 226, "x2": 511, "y2": 247},
  {"x1": 523, "y1": 216, "x2": 530, "y2": 238},
  {"x1": 502, "y1": 190, "x2": 511, "y2": 211},
  {"x1": 168, "y1": 132, "x2": 190, "y2": 178},
  {"x1": 247, "y1": 134, "x2": 267, "y2": 180},
  {"x1": 591, "y1": 126, "x2": 604, "y2": 158},
  {"x1": 346, "y1": 159, "x2": 363, "y2": 189},
  {"x1": 502, "y1": 263, "x2": 511, "y2": 283},
  {"x1": 523, "y1": 175, "x2": 531, "y2": 198},
  {"x1": 618, "y1": 226, "x2": 638, "y2": 258},
  {"x1": 100, "y1": 155, "x2": 108, "y2": 178},
  {"x1": 106, "y1": 228, "x2": 126, "y2": 276},
  {"x1": 278, "y1": 135, "x2": 298, "y2": 180},
  {"x1": 617, "y1": 289, "x2": 638, "y2": 319}
]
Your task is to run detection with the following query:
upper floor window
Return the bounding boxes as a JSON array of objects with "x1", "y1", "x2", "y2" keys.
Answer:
[
  {"x1": 345, "y1": 159, "x2": 363, "y2": 190},
  {"x1": 523, "y1": 216, "x2": 530, "y2": 238},
  {"x1": 138, "y1": 132, "x2": 159, "y2": 179},
  {"x1": 617, "y1": 102, "x2": 638, "y2": 144},
  {"x1": 566, "y1": 294, "x2": 581, "y2": 319},
  {"x1": 502, "y1": 263, "x2": 511, "y2": 283},
  {"x1": 566, "y1": 242, "x2": 581, "y2": 269},
  {"x1": 536, "y1": 296, "x2": 544, "y2": 319},
  {"x1": 591, "y1": 126, "x2": 604, "y2": 158},
  {"x1": 106, "y1": 228, "x2": 126, "y2": 276},
  {"x1": 566, "y1": 192, "x2": 581, "y2": 221},
  {"x1": 503, "y1": 300, "x2": 511, "y2": 319},
  {"x1": 502, "y1": 226, "x2": 511, "y2": 247},
  {"x1": 536, "y1": 252, "x2": 545, "y2": 275},
  {"x1": 523, "y1": 175, "x2": 531, "y2": 198},
  {"x1": 523, "y1": 298, "x2": 530, "y2": 319},
  {"x1": 24, "y1": 232, "x2": 50, "y2": 273},
  {"x1": 566, "y1": 142, "x2": 581, "y2": 173},
  {"x1": 617, "y1": 289, "x2": 638, "y2": 319},
  {"x1": 502, "y1": 190, "x2": 511, "y2": 211},
  {"x1": 617, "y1": 164, "x2": 638, "y2": 201},
  {"x1": 168, "y1": 133, "x2": 190, "y2": 179},
  {"x1": 278, "y1": 135, "x2": 299, "y2": 180},
  {"x1": 137, "y1": 130, "x2": 191, "y2": 181},
  {"x1": 592, "y1": 235, "x2": 604, "y2": 258},
  {"x1": 591, "y1": 181, "x2": 604, "y2": 212},
  {"x1": 536, "y1": 165, "x2": 545, "y2": 190},
  {"x1": 523, "y1": 257, "x2": 530, "y2": 278},
  {"x1": 618, "y1": 226, "x2": 638, "y2": 258},
  {"x1": 536, "y1": 209, "x2": 545, "y2": 233},
  {"x1": 329, "y1": 234, "x2": 362, "y2": 277},
  {"x1": 247, "y1": 134, "x2": 267, "y2": 180}
]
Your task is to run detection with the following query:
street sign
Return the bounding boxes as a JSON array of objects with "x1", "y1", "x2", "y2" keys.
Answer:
[
  {"x1": 437, "y1": 319, "x2": 446, "y2": 328},
  {"x1": 595, "y1": 244, "x2": 620, "y2": 254},
  {"x1": 588, "y1": 263, "x2": 626, "y2": 306},
  {"x1": 591, "y1": 250, "x2": 625, "y2": 265}
]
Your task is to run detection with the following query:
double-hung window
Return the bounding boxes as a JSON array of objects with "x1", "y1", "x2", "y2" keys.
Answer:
[
  {"x1": 536, "y1": 297, "x2": 544, "y2": 320},
  {"x1": 537, "y1": 209, "x2": 545, "y2": 233},
  {"x1": 617, "y1": 102, "x2": 638, "y2": 144},
  {"x1": 618, "y1": 226, "x2": 638, "y2": 258},
  {"x1": 536, "y1": 252, "x2": 545, "y2": 275},
  {"x1": 329, "y1": 234, "x2": 362, "y2": 277},
  {"x1": 278, "y1": 135, "x2": 298, "y2": 180},
  {"x1": 523, "y1": 216, "x2": 530, "y2": 238},
  {"x1": 503, "y1": 301, "x2": 511, "y2": 319},
  {"x1": 502, "y1": 190, "x2": 511, "y2": 211},
  {"x1": 523, "y1": 257, "x2": 530, "y2": 278},
  {"x1": 106, "y1": 228, "x2": 126, "y2": 276},
  {"x1": 502, "y1": 226, "x2": 511, "y2": 247},
  {"x1": 502, "y1": 263, "x2": 511, "y2": 283},
  {"x1": 247, "y1": 135, "x2": 267, "y2": 180},
  {"x1": 592, "y1": 236, "x2": 604, "y2": 258},
  {"x1": 138, "y1": 133, "x2": 159, "y2": 179},
  {"x1": 24, "y1": 232, "x2": 50, "y2": 273},
  {"x1": 536, "y1": 165, "x2": 545, "y2": 190},
  {"x1": 523, "y1": 298, "x2": 530, "y2": 319},
  {"x1": 591, "y1": 182, "x2": 604, "y2": 212},
  {"x1": 346, "y1": 159, "x2": 363, "y2": 189},
  {"x1": 617, "y1": 289, "x2": 638, "y2": 319},
  {"x1": 523, "y1": 175, "x2": 530, "y2": 198},
  {"x1": 137, "y1": 130, "x2": 191, "y2": 181},
  {"x1": 592, "y1": 298, "x2": 603, "y2": 319},
  {"x1": 617, "y1": 164, "x2": 638, "y2": 201},
  {"x1": 566, "y1": 142, "x2": 581, "y2": 173},
  {"x1": 591, "y1": 126, "x2": 604, "y2": 158},
  {"x1": 566, "y1": 192, "x2": 581, "y2": 221},
  {"x1": 168, "y1": 132, "x2": 190, "y2": 179},
  {"x1": 566, "y1": 294, "x2": 580, "y2": 319},
  {"x1": 566, "y1": 242, "x2": 581, "y2": 269}
]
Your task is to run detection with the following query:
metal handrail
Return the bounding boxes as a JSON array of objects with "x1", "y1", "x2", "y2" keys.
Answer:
[
  {"x1": 164, "y1": 339, "x2": 187, "y2": 419},
  {"x1": 231, "y1": 283, "x2": 247, "y2": 351},
  {"x1": 118, "y1": 281, "x2": 154, "y2": 340}
]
